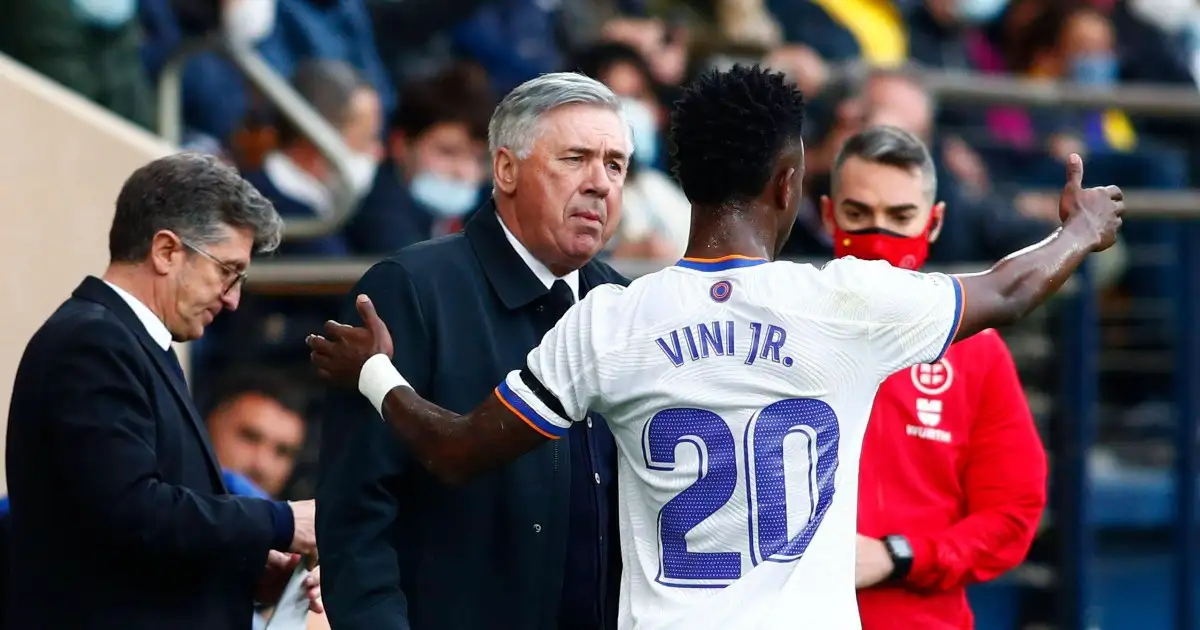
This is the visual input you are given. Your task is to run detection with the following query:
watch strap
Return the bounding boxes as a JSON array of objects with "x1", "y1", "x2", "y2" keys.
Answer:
[{"x1": 882, "y1": 534, "x2": 914, "y2": 582}]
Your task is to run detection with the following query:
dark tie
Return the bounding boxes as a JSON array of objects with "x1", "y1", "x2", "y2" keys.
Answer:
[
  {"x1": 535, "y1": 279, "x2": 576, "y2": 335},
  {"x1": 165, "y1": 346, "x2": 187, "y2": 383},
  {"x1": 548, "y1": 279, "x2": 575, "y2": 315}
]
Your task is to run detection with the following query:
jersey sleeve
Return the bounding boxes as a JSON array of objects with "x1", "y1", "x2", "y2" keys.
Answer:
[
  {"x1": 822, "y1": 258, "x2": 964, "y2": 378},
  {"x1": 494, "y1": 286, "x2": 617, "y2": 439}
]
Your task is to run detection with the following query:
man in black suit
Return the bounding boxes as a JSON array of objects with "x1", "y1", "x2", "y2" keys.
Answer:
[
  {"x1": 316, "y1": 72, "x2": 630, "y2": 630},
  {"x1": 5, "y1": 152, "x2": 323, "y2": 630}
]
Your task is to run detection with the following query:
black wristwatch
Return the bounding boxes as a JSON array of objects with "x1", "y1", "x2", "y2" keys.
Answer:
[{"x1": 882, "y1": 534, "x2": 914, "y2": 582}]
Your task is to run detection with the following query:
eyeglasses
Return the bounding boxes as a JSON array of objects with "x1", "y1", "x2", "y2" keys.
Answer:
[{"x1": 180, "y1": 239, "x2": 248, "y2": 296}]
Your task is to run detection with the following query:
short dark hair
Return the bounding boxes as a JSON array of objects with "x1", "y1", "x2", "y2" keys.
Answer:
[
  {"x1": 669, "y1": 64, "x2": 806, "y2": 206},
  {"x1": 202, "y1": 367, "x2": 308, "y2": 421},
  {"x1": 391, "y1": 63, "x2": 496, "y2": 142},
  {"x1": 109, "y1": 152, "x2": 283, "y2": 263},
  {"x1": 277, "y1": 59, "x2": 370, "y2": 147},
  {"x1": 832, "y1": 126, "x2": 937, "y2": 201}
]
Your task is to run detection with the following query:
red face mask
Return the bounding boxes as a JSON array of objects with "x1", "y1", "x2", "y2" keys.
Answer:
[{"x1": 830, "y1": 211, "x2": 939, "y2": 270}]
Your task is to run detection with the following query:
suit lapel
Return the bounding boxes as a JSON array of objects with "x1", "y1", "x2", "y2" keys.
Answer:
[
  {"x1": 72, "y1": 277, "x2": 229, "y2": 493},
  {"x1": 141, "y1": 338, "x2": 230, "y2": 493}
]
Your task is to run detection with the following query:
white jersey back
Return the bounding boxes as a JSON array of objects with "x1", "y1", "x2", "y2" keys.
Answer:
[{"x1": 497, "y1": 256, "x2": 963, "y2": 630}]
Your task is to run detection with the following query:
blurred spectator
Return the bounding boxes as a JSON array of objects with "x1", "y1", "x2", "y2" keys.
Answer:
[
  {"x1": 574, "y1": 42, "x2": 690, "y2": 259},
  {"x1": 599, "y1": 16, "x2": 691, "y2": 85},
  {"x1": 258, "y1": 0, "x2": 396, "y2": 115},
  {"x1": 350, "y1": 63, "x2": 496, "y2": 254},
  {"x1": 1027, "y1": 3, "x2": 1135, "y2": 157},
  {"x1": 0, "y1": 0, "x2": 155, "y2": 128},
  {"x1": 1112, "y1": 0, "x2": 1198, "y2": 87},
  {"x1": 864, "y1": 73, "x2": 1059, "y2": 263},
  {"x1": 140, "y1": 0, "x2": 277, "y2": 146},
  {"x1": 448, "y1": 0, "x2": 566, "y2": 94},
  {"x1": 908, "y1": 0, "x2": 1009, "y2": 68},
  {"x1": 204, "y1": 369, "x2": 309, "y2": 499},
  {"x1": 769, "y1": 0, "x2": 910, "y2": 66},
  {"x1": 242, "y1": 58, "x2": 384, "y2": 256},
  {"x1": 785, "y1": 70, "x2": 1055, "y2": 263}
]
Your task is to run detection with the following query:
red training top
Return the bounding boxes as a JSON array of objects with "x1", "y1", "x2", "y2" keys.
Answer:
[{"x1": 857, "y1": 329, "x2": 1048, "y2": 630}]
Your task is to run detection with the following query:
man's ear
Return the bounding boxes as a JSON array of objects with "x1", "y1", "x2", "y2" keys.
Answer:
[
  {"x1": 928, "y1": 201, "x2": 946, "y2": 243},
  {"x1": 493, "y1": 148, "x2": 519, "y2": 195},
  {"x1": 149, "y1": 229, "x2": 185, "y2": 276},
  {"x1": 774, "y1": 166, "x2": 796, "y2": 211},
  {"x1": 819, "y1": 195, "x2": 836, "y2": 237}
]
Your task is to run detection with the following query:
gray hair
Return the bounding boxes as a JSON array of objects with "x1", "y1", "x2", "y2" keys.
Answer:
[
  {"x1": 831, "y1": 125, "x2": 937, "y2": 203},
  {"x1": 487, "y1": 72, "x2": 631, "y2": 159},
  {"x1": 109, "y1": 152, "x2": 284, "y2": 262}
]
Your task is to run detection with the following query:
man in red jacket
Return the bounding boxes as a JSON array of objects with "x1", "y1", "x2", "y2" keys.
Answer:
[{"x1": 822, "y1": 125, "x2": 1049, "y2": 629}]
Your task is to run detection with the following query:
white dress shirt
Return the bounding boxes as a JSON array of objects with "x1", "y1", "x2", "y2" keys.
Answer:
[
  {"x1": 104, "y1": 280, "x2": 172, "y2": 351},
  {"x1": 498, "y1": 216, "x2": 580, "y2": 301}
]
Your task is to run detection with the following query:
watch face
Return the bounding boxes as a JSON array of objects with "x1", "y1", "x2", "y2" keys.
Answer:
[{"x1": 889, "y1": 536, "x2": 913, "y2": 558}]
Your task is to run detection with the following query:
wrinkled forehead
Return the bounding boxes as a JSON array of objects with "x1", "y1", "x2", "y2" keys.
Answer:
[{"x1": 531, "y1": 104, "x2": 632, "y2": 157}]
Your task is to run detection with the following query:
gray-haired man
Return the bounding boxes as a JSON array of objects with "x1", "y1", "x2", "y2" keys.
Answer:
[
  {"x1": 316, "y1": 72, "x2": 631, "y2": 630},
  {"x1": 5, "y1": 152, "x2": 322, "y2": 630}
]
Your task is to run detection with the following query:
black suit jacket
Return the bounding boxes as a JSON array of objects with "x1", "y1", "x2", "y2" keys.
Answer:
[
  {"x1": 317, "y1": 203, "x2": 629, "y2": 630},
  {"x1": 4, "y1": 277, "x2": 291, "y2": 630}
]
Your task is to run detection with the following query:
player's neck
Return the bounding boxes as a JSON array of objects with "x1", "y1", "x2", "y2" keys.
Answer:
[{"x1": 684, "y1": 207, "x2": 775, "y2": 261}]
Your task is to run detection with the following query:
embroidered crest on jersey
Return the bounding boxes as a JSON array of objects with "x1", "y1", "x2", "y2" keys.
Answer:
[
  {"x1": 907, "y1": 358, "x2": 955, "y2": 443},
  {"x1": 710, "y1": 280, "x2": 732, "y2": 303}
]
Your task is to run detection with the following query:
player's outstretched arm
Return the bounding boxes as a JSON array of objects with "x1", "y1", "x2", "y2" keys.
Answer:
[
  {"x1": 952, "y1": 153, "x2": 1124, "y2": 341},
  {"x1": 307, "y1": 296, "x2": 552, "y2": 485}
]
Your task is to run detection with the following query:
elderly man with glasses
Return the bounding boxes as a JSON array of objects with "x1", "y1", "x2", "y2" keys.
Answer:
[{"x1": 5, "y1": 152, "x2": 323, "y2": 630}]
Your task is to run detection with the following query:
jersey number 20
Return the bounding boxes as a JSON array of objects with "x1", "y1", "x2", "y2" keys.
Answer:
[{"x1": 642, "y1": 398, "x2": 840, "y2": 587}]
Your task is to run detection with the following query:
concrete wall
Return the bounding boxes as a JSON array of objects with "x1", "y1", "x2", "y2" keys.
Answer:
[{"x1": 0, "y1": 54, "x2": 181, "y2": 493}]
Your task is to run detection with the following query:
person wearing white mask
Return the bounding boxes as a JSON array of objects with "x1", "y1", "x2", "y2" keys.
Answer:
[
  {"x1": 0, "y1": 0, "x2": 154, "y2": 128},
  {"x1": 347, "y1": 63, "x2": 497, "y2": 254},
  {"x1": 242, "y1": 58, "x2": 384, "y2": 256}
]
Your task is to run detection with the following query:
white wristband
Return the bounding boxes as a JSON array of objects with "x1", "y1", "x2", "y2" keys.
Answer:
[{"x1": 358, "y1": 354, "x2": 409, "y2": 417}]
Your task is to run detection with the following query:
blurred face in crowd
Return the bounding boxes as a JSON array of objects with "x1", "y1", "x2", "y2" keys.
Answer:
[
  {"x1": 494, "y1": 104, "x2": 629, "y2": 275},
  {"x1": 1055, "y1": 9, "x2": 1117, "y2": 84},
  {"x1": 288, "y1": 85, "x2": 385, "y2": 199},
  {"x1": 822, "y1": 155, "x2": 943, "y2": 269},
  {"x1": 598, "y1": 60, "x2": 665, "y2": 166},
  {"x1": 863, "y1": 76, "x2": 933, "y2": 142},
  {"x1": 390, "y1": 121, "x2": 488, "y2": 217},
  {"x1": 336, "y1": 86, "x2": 385, "y2": 191},
  {"x1": 208, "y1": 393, "x2": 306, "y2": 498},
  {"x1": 150, "y1": 224, "x2": 251, "y2": 341},
  {"x1": 341, "y1": 86, "x2": 385, "y2": 159}
]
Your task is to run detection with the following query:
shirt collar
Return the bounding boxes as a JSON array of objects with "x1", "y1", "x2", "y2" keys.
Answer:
[
  {"x1": 263, "y1": 151, "x2": 333, "y2": 216},
  {"x1": 497, "y1": 216, "x2": 580, "y2": 301},
  {"x1": 103, "y1": 281, "x2": 172, "y2": 350}
]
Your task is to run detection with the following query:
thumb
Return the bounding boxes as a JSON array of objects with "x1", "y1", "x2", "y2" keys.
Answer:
[
  {"x1": 1065, "y1": 153, "x2": 1084, "y2": 190},
  {"x1": 355, "y1": 295, "x2": 384, "y2": 335}
]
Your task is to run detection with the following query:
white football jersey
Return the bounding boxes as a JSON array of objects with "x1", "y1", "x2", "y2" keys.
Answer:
[{"x1": 496, "y1": 256, "x2": 963, "y2": 630}]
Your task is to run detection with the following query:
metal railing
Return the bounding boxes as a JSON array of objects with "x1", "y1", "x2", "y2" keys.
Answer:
[
  {"x1": 865, "y1": 64, "x2": 1200, "y2": 119},
  {"x1": 156, "y1": 36, "x2": 361, "y2": 239}
]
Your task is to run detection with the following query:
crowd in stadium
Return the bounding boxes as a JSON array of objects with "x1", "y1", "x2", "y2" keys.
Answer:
[{"x1": 1, "y1": 0, "x2": 1198, "y2": 628}]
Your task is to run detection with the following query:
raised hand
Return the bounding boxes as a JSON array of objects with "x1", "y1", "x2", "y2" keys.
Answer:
[
  {"x1": 306, "y1": 295, "x2": 395, "y2": 388},
  {"x1": 1057, "y1": 153, "x2": 1125, "y2": 252}
]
